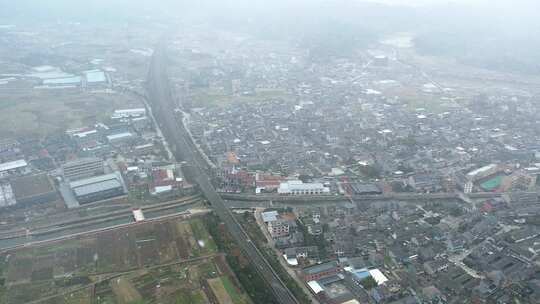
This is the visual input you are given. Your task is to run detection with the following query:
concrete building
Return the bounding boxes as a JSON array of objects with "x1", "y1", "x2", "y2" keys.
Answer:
[
  {"x1": 133, "y1": 143, "x2": 154, "y2": 156},
  {"x1": 466, "y1": 164, "x2": 498, "y2": 181},
  {"x1": 268, "y1": 219, "x2": 291, "y2": 238},
  {"x1": 69, "y1": 172, "x2": 125, "y2": 204},
  {"x1": 345, "y1": 267, "x2": 389, "y2": 286},
  {"x1": 68, "y1": 128, "x2": 99, "y2": 146},
  {"x1": 303, "y1": 261, "x2": 341, "y2": 281},
  {"x1": 62, "y1": 157, "x2": 104, "y2": 181},
  {"x1": 0, "y1": 138, "x2": 18, "y2": 151},
  {"x1": 278, "y1": 180, "x2": 330, "y2": 195},
  {"x1": 373, "y1": 55, "x2": 389, "y2": 66},
  {"x1": 261, "y1": 210, "x2": 279, "y2": 223},
  {"x1": 111, "y1": 108, "x2": 146, "y2": 120},
  {"x1": 284, "y1": 246, "x2": 319, "y2": 261},
  {"x1": 83, "y1": 69, "x2": 109, "y2": 88},
  {"x1": 107, "y1": 132, "x2": 134, "y2": 146},
  {"x1": 507, "y1": 172, "x2": 536, "y2": 192},
  {"x1": 455, "y1": 173, "x2": 474, "y2": 194}
]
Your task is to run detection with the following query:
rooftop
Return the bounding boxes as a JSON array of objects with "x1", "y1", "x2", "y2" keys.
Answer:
[
  {"x1": 262, "y1": 210, "x2": 279, "y2": 222},
  {"x1": 73, "y1": 179, "x2": 122, "y2": 197},
  {"x1": 279, "y1": 180, "x2": 328, "y2": 191},
  {"x1": 303, "y1": 260, "x2": 339, "y2": 275},
  {"x1": 467, "y1": 164, "x2": 498, "y2": 178},
  {"x1": 84, "y1": 70, "x2": 107, "y2": 83},
  {"x1": 0, "y1": 159, "x2": 27, "y2": 172},
  {"x1": 69, "y1": 172, "x2": 125, "y2": 198},
  {"x1": 107, "y1": 132, "x2": 133, "y2": 141},
  {"x1": 63, "y1": 157, "x2": 103, "y2": 168}
]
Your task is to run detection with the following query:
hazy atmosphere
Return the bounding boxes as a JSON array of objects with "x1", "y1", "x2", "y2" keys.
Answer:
[{"x1": 1, "y1": 1, "x2": 540, "y2": 303}]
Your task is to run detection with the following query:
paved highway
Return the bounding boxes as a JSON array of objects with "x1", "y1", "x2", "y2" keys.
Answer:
[{"x1": 147, "y1": 45, "x2": 299, "y2": 304}]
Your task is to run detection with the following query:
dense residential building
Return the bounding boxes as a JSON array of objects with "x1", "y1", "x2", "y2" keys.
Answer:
[{"x1": 268, "y1": 219, "x2": 291, "y2": 238}]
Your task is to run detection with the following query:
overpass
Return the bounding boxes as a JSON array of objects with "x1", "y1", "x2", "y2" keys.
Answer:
[
  {"x1": 146, "y1": 44, "x2": 298, "y2": 304},
  {"x1": 219, "y1": 191, "x2": 503, "y2": 203}
]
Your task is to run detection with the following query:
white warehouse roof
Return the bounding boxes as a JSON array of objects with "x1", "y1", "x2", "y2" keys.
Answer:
[
  {"x1": 307, "y1": 281, "x2": 324, "y2": 294},
  {"x1": 107, "y1": 132, "x2": 133, "y2": 142},
  {"x1": 278, "y1": 180, "x2": 330, "y2": 194},
  {"x1": 261, "y1": 210, "x2": 279, "y2": 222},
  {"x1": 0, "y1": 159, "x2": 27, "y2": 172},
  {"x1": 467, "y1": 164, "x2": 497, "y2": 178},
  {"x1": 369, "y1": 269, "x2": 389, "y2": 285}
]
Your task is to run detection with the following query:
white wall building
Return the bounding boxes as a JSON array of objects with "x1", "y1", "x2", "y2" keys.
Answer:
[
  {"x1": 277, "y1": 180, "x2": 330, "y2": 195},
  {"x1": 0, "y1": 159, "x2": 28, "y2": 178},
  {"x1": 111, "y1": 108, "x2": 146, "y2": 119}
]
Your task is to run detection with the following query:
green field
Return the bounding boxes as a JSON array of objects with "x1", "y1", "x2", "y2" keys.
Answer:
[
  {"x1": 190, "y1": 218, "x2": 218, "y2": 254},
  {"x1": 174, "y1": 289, "x2": 207, "y2": 304},
  {"x1": 221, "y1": 276, "x2": 248, "y2": 304},
  {"x1": 0, "y1": 217, "x2": 249, "y2": 304},
  {"x1": 479, "y1": 175, "x2": 504, "y2": 191}
]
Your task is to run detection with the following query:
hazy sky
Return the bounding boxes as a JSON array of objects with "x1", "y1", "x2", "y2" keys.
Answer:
[
  {"x1": 357, "y1": 0, "x2": 494, "y2": 5},
  {"x1": 357, "y1": 0, "x2": 539, "y2": 9}
]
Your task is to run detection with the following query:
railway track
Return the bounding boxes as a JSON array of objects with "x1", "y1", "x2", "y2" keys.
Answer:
[
  {"x1": 146, "y1": 43, "x2": 299, "y2": 304},
  {"x1": 0, "y1": 195, "x2": 203, "y2": 243}
]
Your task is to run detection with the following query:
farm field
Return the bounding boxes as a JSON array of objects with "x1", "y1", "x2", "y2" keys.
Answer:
[
  {"x1": 0, "y1": 90, "x2": 142, "y2": 138},
  {"x1": 0, "y1": 215, "x2": 250, "y2": 304}
]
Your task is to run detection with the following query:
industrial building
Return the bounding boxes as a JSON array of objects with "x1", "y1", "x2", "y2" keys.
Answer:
[
  {"x1": 349, "y1": 183, "x2": 382, "y2": 195},
  {"x1": 10, "y1": 174, "x2": 58, "y2": 206},
  {"x1": 111, "y1": 108, "x2": 146, "y2": 120},
  {"x1": 466, "y1": 164, "x2": 499, "y2": 181},
  {"x1": 69, "y1": 172, "x2": 126, "y2": 204},
  {"x1": 278, "y1": 180, "x2": 330, "y2": 195},
  {"x1": 68, "y1": 128, "x2": 100, "y2": 146},
  {"x1": 83, "y1": 69, "x2": 108, "y2": 85},
  {"x1": 133, "y1": 143, "x2": 154, "y2": 156},
  {"x1": 345, "y1": 266, "x2": 389, "y2": 286},
  {"x1": 62, "y1": 157, "x2": 104, "y2": 181},
  {"x1": 106, "y1": 132, "x2": 134, "y2": 146},
  {"x1": 0, "y1": 159, "x2": 28, "y2": 178},
  {"x1": 303, "y1": 261, "x2": 341, "y2": 281}
]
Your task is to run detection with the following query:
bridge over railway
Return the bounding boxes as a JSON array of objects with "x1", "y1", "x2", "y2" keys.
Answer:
[{"x1": 220, "y1": 191, "x2": 503, "y2": 203}]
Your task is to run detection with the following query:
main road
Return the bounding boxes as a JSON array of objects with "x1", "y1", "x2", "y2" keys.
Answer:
[{"x1": 146, "y1": 44, "x2": 299, "y2": 304}]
